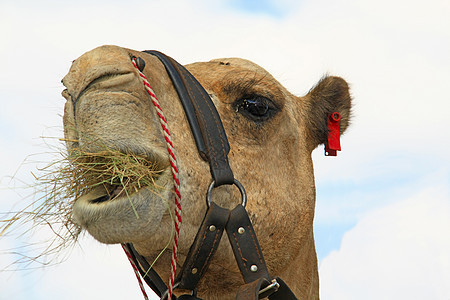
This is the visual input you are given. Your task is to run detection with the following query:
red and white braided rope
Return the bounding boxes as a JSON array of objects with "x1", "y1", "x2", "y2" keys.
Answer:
[
  {"x1": 128, "y1": 58, "x2": 182, "y2": 299},
  {"x1": 121, "y1": 244, "x2": 150, "y2": 300}
]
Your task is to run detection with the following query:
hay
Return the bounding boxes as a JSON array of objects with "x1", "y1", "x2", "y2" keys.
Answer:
[
  {"x1": 51, "y1": 143, "x2": 162, "y2": 216},
  {"x1": 1, "y1": 136, "x2": 163, "y2": 267}
]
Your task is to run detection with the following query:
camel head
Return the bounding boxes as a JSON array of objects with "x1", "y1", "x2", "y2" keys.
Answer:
[{"x1": 61, "y1": 45, "x2": 351, "y2": 299}]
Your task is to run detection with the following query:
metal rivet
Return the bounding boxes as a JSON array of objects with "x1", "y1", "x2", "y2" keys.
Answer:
[
  {"x1": 191, "y1": 268, "x2": 198, "y2": 274},
  {"x1": 209, "y1": 225, "x2": 216, "y2": 232},
  {"x1": 250, "y1": 265, "x2": 258, "y2": 272},
  {"x1": 238, "y1": 227, "x2": 245, "y2": 234},
  {"x1": 135, "y1": 57, "x2": 146, "y2": 72}
]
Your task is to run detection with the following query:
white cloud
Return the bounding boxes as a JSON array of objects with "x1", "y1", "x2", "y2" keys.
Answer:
[
  {"x1": 36, "y1": 237, "x2": 158, "y2": 300},
  {"x1": 0, "y1": 235, "x2": 159, "y2": 300},
  {"x1": 319, "y1": 183, "x2": 450, "y2": 300}
]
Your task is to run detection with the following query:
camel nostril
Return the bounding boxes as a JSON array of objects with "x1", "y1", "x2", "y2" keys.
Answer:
[{"x1": 62, "y1": 89, "x2": 70, "y2": 99}]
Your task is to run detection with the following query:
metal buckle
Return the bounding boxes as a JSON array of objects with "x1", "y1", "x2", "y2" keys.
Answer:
[
  {"x1": 258, "y1": 279, "x2": 280, "y2": 298},
  {"x1": 206, "y1": 179, "x2": 247, "y2": 208}
]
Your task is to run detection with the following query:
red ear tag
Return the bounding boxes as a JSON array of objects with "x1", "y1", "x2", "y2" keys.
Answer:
[{"x1": 325, "y1": 112, "x2": 341, "y2": 156}]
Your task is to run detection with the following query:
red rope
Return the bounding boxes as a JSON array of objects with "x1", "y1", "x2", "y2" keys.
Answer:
[
  {"x1": 121, "y1": 244, "x2": 150, "y2": 300},
  {"x1": 125, "y1": 58, "x2": 182, "y2": 300}
]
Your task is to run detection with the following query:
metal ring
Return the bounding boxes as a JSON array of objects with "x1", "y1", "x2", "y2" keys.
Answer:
[
  {"x1": 206, "y1": 179, "x2": 247, "y2": 208},
  {"x1": 160, "y1": 281, "x2": 180, "y2": 300}
]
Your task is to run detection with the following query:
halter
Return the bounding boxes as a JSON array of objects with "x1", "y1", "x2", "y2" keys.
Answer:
[{"x1": 122, "y1": 51, "x2": 297, "y2": 300}]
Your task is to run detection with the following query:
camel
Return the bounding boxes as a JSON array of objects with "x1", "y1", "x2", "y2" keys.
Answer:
[{"x1": 61, "y1": 45, "x2": 351, "y2": 299}]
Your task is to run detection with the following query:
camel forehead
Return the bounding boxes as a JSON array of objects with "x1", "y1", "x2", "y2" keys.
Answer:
[
  {"x1": 209, "y1": 58, "x2": 268, "y2": 72},
  {"x1": 188, "y1": 57, "x2": 273, "y2": 78},
  {"x1": 185, "y1": 57, "x2": 287, "y2": 104}
]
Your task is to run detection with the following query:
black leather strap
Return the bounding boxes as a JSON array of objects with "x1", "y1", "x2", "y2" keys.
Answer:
[
  {"x1": 226, "y1": 205, "x2": 271, "y2": 284},
  {"x1": 176, "y1": 202, "x2": 230, "y2": 290},
  {"x1": 236, "y1": 277, "x2": 272, "y2": 300},
  {"x1": 143, "y1": 50, "x2": 234, "y2": 186},
  {"x1": 236, "y1": 277, "x2": 298, "y2": 300},
  {"x1": 125, "y1": 243, "x2": 168, "y2": 297},
  {"x1": 268, "y1": 277, "x2": 298, "y2": 300}
]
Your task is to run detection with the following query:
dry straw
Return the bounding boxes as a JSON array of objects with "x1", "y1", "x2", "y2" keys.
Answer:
[{"x1": 1, "y1": 136, "x2": 165, "y2": 267}]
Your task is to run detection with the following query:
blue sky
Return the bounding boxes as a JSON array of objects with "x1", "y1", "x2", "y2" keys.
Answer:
[
  {"x1": 227, "y1": 0, "x2": 291, "y2": 18},
  {"x1": 1, "y1": 0, "x2": 449, "y2": 299}
]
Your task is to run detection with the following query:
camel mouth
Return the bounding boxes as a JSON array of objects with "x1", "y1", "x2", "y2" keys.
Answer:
[
  {"x1": 77, "y1": 177, "x2": 166, "y2": 208},
  {"x1": 67, "y1": 147, "x2": 168, "y2": 206},
  {"x1": 86, "y1": 181, "x2": 147, "y2": 204},
  {"x1": 70, "y1": 142, "x2": 173, "y2": 231}
]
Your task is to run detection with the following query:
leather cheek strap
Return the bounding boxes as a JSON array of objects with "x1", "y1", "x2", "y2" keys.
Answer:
[
  {"x1": 236, "y1": 277, "x2": 271, "y2": 300},
  {"x1": 175, "y1": 202, "x2": 272, "y2": 292},
  {"x1": 143, "y1": 50, "x2": 234, "y2": 186},
  {"x1": 236, "y1": 277, "x2": 298, "y2": 300},
  {"x1": 268, "y1": 277, "x2": 297, "y2": 300},
  {"x1": 176, "y1": 202, "x2": 230, "y2": 290},
  {"x1": 229, "y1": 206, "x2": 300, "y2": 299},
  {"x1": 226, "y1": 205, "x2": 270, "y2": 284}
]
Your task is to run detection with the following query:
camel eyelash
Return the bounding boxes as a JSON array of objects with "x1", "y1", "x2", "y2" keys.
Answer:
[{"x1": 233, "y1": 94, "x2": 279, "y2": 122}]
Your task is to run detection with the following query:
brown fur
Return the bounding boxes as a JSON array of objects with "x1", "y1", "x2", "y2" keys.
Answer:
[{"x1": 61, "y1": 45, "x2": 351, "y2": 299}]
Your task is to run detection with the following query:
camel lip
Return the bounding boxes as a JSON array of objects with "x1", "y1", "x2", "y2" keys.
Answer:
[
  {"x1": 76, "y1": 166, "x2": 170, "y2": 206},
  {"x1": 89, "y1": 186, "x2": 128, "y2": 204},
  {"x1": 67, "y1": 143, "x2": 171, "y2": 207},
  {"x1": 89, "y1": 185, "x2": 125, "y2": 204},
  {"x1": 90, "y1": 194, "x2": 109, "y2": 204}
]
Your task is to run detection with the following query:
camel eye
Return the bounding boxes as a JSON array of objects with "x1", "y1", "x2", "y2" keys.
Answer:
[{"x1": 235, "y1": 96, "x2": 278, "y2": 121}]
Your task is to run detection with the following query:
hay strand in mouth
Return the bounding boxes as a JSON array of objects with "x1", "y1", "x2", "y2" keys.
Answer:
[
  {"x1": 1, "y1": 136, "x2": 164, "y2": 267},
  {"x1": 60, "y1": 144, "x2": 162, "y2": 217}
]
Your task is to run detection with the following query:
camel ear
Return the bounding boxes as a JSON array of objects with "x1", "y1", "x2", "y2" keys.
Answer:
[{"x1": 302, "y1": 76, "x2": 352, "y2": 150}]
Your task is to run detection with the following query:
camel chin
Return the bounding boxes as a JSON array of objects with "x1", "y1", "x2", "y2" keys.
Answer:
[{"x1": 72, "y1": 167, "x2": 173, "y2": 245}]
